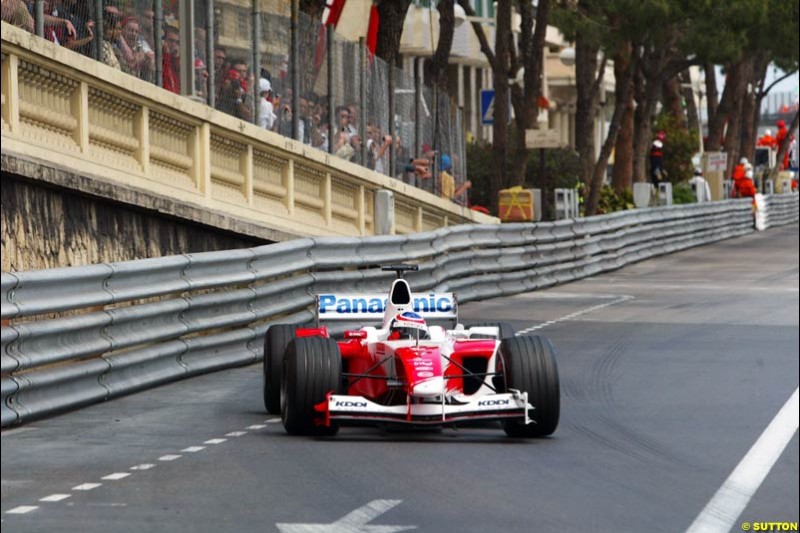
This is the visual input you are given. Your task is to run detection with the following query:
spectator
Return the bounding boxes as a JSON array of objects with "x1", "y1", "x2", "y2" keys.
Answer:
[
  {"x1": 217, "y1": 59, "x2": 252, "y2": 120},
  {"x1": 257, "y1": 78, "x2": 277, "y2": 131},
  {"x1": 162, "y1": 24, "x2": 180, "y2": 93},
  {"x1": 2, "y1": 0, "x2": 34, "y2": 32},
  {"x1": 61, "y1": 0, "x2": 95, "y2": 57},
  {"x1": 649, "y1": 131, "x2": 666, "y2": 184},
  {"x1": 119, "y1": 16, "x2": 154, "y2": 81},
  {"x1": 335, "y1": 105, "x2": 356, "y2": 139},
  {"x1": 439, "y1": 154, "x2": 455, "y2": 199},
  {"x1": 213, "y1": 46, "x2": 227, "y2": 106},
  {"x1": 100, "y1": 10, "x2": 122, "y2": 70},
  {"x1": 43, "y1": 0, "x2": 77, "y2": 45}
]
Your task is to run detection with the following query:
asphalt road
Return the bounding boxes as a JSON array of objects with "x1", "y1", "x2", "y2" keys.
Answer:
[{"x1": 2, "y1": 224, "x2": 798, "y2": 533}]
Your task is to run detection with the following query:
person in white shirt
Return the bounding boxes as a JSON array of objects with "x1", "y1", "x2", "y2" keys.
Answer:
[
  {"x1": 689, "y1": 167, "x2": 712, "y2": 203},
  {"x1": 258, "y1": 78, "x2": 277, "y2": 131}
]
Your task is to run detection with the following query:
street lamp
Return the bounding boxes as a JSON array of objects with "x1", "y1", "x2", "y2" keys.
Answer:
[{"x1": 559, "y1": 47, "x2": 575, "y2": 67}]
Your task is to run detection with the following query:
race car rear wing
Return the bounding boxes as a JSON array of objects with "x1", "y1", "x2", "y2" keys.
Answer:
[{"x1": 316, "y1": 292, "x2": 458, "y2": 322}]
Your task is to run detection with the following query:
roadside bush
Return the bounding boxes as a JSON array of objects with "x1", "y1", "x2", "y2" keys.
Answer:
[
  {"x1": 672, "y1": 182, "x2": 696, "y2": 204},
  {"x1": 596, "y1": 186, "x2": 634, "y2": 214}
]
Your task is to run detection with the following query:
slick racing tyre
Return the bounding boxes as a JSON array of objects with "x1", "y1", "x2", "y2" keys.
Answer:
[
  {"x1": 467, "y1": 321, "x2": 516, "y2": 340},
  {"x1": 281, "y1": 337, "x2": 342, "y2": 436},
  {"x1": 498, "y1": 335, "x2": 560, "y2": 438},
  {"x1": 264, "y1": 324, "x2": 297, "y2": 414}
]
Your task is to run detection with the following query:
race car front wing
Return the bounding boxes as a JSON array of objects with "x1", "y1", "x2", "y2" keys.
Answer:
[{"x1": 315, "y1": 390, "x2": 533, "y2": 427}]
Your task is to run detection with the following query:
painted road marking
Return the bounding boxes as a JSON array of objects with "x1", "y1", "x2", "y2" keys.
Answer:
[
  {"x1": 130, "y1": 464, "x2": 155, "y2": 470},
  {"x1": 102, "y1": 473, "x2": 130, "y2": 481},
  {"x1": 685, "y1": 387, "x2": 799, "y2": 533},
  {"x1": 39, "y1": 494, "x2": 71, "y2": 502},
  {"x1": 203, "y1": 438, "x2": 227, "y2": 444},
  {"x1": 265, "y1": 418, "x2": 282, "y2": 424},
  {"x1": 5, "y1": 506, "x2": 38, "y2": 514},
  {"x1": 181, "y1": 446, "x2": 206, "y2": 453},
  {"x1": 516, "y1": 295, "x2": 634, "y2": 335},
  {"x1": 158, "y1": 455, "x2": 182, "y2": 461},
  {"x1": 246, "y1": 424, "x2": 266, "y2": 430},
  {"x1": 71, "y1": 483, "x2": 101, "y2": 491},
  {"x1": 277, "y1": 499, "x2": 416, "y2": 533},
  {"x1": 225, "y1": 431, "x2": 247, "y2": 437}
]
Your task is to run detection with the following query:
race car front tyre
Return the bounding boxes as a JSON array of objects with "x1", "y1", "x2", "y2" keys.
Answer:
[
  {"x1": 467, "y1": 321, "x2": 516, "y2": 340},
  {"x1": 281, "y1": 336, "x2": 342, "y2": 436},
  {"x1": 264, "y1": 324, "x2": 297, "y2": 414},
  {"x1": 499, "y1": 335, "x2": 560, "y2": 438}
]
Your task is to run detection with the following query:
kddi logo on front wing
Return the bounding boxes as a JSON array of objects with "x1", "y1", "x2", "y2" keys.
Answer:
[
  {"x1": 318, "y1": 293, "x2": 456, "y2": 319},
  {"x1": 478, "y1": 399, "x2": 511, "y2": 407},
  {"x1": 334, "y1": 401, "x2": 368, "y2": 408}
]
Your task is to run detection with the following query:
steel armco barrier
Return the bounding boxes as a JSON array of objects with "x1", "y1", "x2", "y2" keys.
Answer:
[{"x1": 2, "y1": 196, "x2": 797, "y2": 427}]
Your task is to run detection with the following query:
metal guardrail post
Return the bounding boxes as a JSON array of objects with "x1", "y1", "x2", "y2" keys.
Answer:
[
  {"x1": 252, "y1": 0, "x2": 261, "y2": 125},
  {"x1": 178, "y1": 0, "x2": 195, "y2": 97},
  {"x1": 34, "y1": 0, "x2": 44, "y2": 38},
  {"x1": 206, "y1": 0, "x2": 215, "y2": 107},
  {"x1": 414, "y1": 57, "x2": 421, "y2": 160},
  {"x1": 155, "y1": 0, "x2": 163, "y2": 87},
  {"x1": 290, "y1": 0, "x2": 300, "y2": 141},
  {"x1": 93, "y1": 0, "x2": 102, "y2": 61},
  {"x1": 359, "y1": 37, "x2": 367, "y2": 165},
  {"x1": 388, "y1": 64, "x2": 396, "y2": 177},
  {"x1": 327, "y1": 25, "x2": 335, "y2": 154}
]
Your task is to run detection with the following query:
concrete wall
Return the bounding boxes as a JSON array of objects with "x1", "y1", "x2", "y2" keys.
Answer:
[{"x1": 1, "y1": 173, "x2": 265, "y2": 272}]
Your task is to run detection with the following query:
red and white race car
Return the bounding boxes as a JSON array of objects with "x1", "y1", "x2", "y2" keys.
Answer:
[{"x1": 263, "y1": 265, "x2": 560, "y2": 438}]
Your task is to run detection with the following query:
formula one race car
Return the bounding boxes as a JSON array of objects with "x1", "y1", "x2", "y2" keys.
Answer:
[{"x1": 262, "y1": 265, "x2": 560, "y2": 438}]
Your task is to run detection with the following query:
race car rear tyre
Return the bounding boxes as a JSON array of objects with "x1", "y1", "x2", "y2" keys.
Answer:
[
  {"x1": 281, "y1": 336, "x2": 342, "y2": 436},
  {"x1": 468, "y1": 322, "x2": 516, "y2": 340},
  {"x1": 264, "y1": 324, "x2": 297, "y2": 414},
  {"x1": 499, "y1": 335, "x2": 560, "y2": 438}
]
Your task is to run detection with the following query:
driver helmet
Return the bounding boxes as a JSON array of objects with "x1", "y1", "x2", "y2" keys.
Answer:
[
  {"x1": 694, "y1": 167, "x2": 703, "y2": 177},
  {"x1": 389, "y1": 311, "x2": 429, "y2": 340}
]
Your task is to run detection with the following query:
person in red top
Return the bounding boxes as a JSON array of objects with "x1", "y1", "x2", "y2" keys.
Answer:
[
  {"x1": 162, "y1": 25, "x2": 180, "y2": 94},
  {"x1": 757, "y1": 129, "x2": 777, "y2": 148},
  {"x1": 775, "y1": 120, "x2": 792, "y2": 170}
]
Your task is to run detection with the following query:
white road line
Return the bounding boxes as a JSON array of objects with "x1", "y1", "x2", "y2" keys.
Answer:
[
  {"x1": 264, "y1": 419, "x2": 282, "y2": 424},
  {"x1": 516, "y1": 295, "x2": 633, "y2": 335},
  {"x1": 130, "y1": 464, "x2": 155, "y2": 470},
  {"x1": 158, "y1": 455, "x2": 182, "y2": 462},
  {"x1": 39, "y1": 494, "x2": 71, "y2": 502},
  {"x1": 71, "y1": 483, "x2": 101, "y2": 491},
  {"x1": 225, "y1": 431, "x2": 247, "y2": 437},
  {"x1": 685, "y1": 387, "x2": 799, "y2": 533},
  {"x1": 181, "y1": 446, "x2": 206, "y2": 453},
  {"x1": 102, "y1": 473, "x2": 131, "y2": 481},
  {"x1": 203, "y1": 438, "x2": 227, "y2": 444},
  {"x1": 5, "y1": 506, "x2": 38, "y2": 514},
  {"x1": 246, "y1": 424, "x2": 266, "y2": 430}
]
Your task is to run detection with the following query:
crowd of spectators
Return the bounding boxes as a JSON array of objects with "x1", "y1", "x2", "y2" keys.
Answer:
[{"x1": 2, "y1": 0, "x2": 471, "y2": 206}]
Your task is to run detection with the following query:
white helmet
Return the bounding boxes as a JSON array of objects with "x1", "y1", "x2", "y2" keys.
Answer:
[
  {"x1": 740, "y1": 157, "x2": 749, "y2": 165},
  {"x1": 694, "y1": 167, "x2": 703, "y2": 176},
  {"x1": 765, "y1": 129, "x2": 772, "y2": 136}
]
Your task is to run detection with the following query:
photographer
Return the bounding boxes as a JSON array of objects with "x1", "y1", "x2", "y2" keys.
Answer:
[{"x1": 217, "y1": 59, "x2": 253, "y2": 121}]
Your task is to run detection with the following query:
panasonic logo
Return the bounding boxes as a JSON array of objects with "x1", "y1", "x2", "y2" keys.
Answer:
[
  {"x1": 477, "y1": 399, "x2": 510, "y2": 407},
  {"x1": 334, "y1": 401, "x2": 368, "y2": 408},
  {"x1": 319, "y1": 294, "x2": 454, "y2": 314}
]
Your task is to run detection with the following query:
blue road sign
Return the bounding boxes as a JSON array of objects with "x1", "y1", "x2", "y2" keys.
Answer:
[{"x1": 481, "y1": 89, "x2": 495, "y2": 125}]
